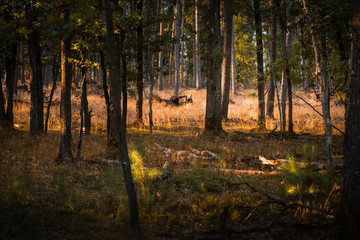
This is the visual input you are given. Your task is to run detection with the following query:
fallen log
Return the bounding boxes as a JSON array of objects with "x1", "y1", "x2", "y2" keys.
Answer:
[{"x1": 152, "y1": 94, "x2": 193, "y2": 106}]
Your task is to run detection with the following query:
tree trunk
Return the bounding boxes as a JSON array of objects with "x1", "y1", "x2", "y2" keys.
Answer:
[
  {"x1": 205, "y1": 0, "x2": 222, "y2": 132},
  {"x1": 58, "y1": 9, "x2": 73, "y2": 163},
  {"x1": 266, "y1": 0, "x2": 277, "y2": 119},
  {"x1": 174, "y1": 0, "x2": 180, "y2": 97},
  {"x1": 302, "y1": 0, "x2": 332, "y2": 166},
  {"x1": 76, "y1": 71, "x2": 86, "y2": 168},
  {"x1": 100, "y1": 49, "x2": 111, "y2": 140},
  {"x1": 342, "y1": 1, "x2": 360, "y2": 238},
  {"x1": 231, "y1": 16, "x2": 236, "y2": 95},
  {"x1": 180, "y1": 0, "x2": 185, "y2": 87},
  {"x1": 44, "y1": 63, "x2": 59, "y2": 134},
  {"x1": 158, "y1": 0, "x2": 164, "y2": 91},
  {"x1": 195, "y1": 0, "x2": 202, "y2": 89},
  {"x1": 286, "y1": 0, "x2": 295, "y2": 133},
  {"x1": 149, "y1": 53, "x2": 155, "y2": 133},
  {"x1": 102, "y1": 1, "x2": 142, "y2": 238},
  {"x1": 254, "y1": 0, "x2": 266, "y2": 129},
  {"x1": 0, "y1": 58, "x2": 5, "y2": 120},
  {"x1": 136, "y1": 0, "x2": 144, "y2": 124},
  {"x1": 82, "y1": 67, "x2": 91, "y2": 135},
  {"x1": 192, "y1": 2, "x2": 197, "y2": 88},
  {"x1": 26, "y1": 2, "x2": 44, "y2": 135},
  {"x1": 221, "y1": 3, "x2": 232, "y2": 120}
]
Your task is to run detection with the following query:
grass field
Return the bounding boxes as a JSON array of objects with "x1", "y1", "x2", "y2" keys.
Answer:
[{"x1": 0, "y1": 82, "x2": 344, "y2": 239}]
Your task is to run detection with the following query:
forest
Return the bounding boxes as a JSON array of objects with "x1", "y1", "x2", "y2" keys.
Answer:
[{"x1": 0, "y1": 0, "x2": 359, "y2": 239}]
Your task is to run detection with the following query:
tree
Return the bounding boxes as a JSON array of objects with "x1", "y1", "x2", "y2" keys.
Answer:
[
  {"x1": 58, "y1": 8, "x2": 73, "y2": 163},
  {"x1": 136, "y1": 0, "x2": 144, "y2": 125},
  {"x1": 102, "y1": 0, "x2": 141, "y2": 238},
  {"x1": 194, "y1": 0, "x2": 202, "y2": 89},
  {"x1": 302, "y1": 0, "x2": 332, "y2": 166},
  {"x1": 173, "y1": 0, "x2": 180, "y2": 96},
  {"x1": 158, "y1": 0, "x2": 164, "y2": 90},
  {"x1": 266, "y1": 0, "x2": 277, "y2": 119},
  {"x1": 221, "y1": 1, "x2": 233, "y2": 120},
  {"x1": 231, "y1": 15, "x2": 236, "y2": 95},
  {"x1": 254, "y1": 0, "x2": 266, "y2": 129},
  {"x1": 342, "y1": 0, "x2": 360, "y2": 238},
  {"x1": 26, "y1": 2, "x2": 44, "y2": 135},
  {"x1": 205, "y1": 0, "x2": 222, "y2": 132}
]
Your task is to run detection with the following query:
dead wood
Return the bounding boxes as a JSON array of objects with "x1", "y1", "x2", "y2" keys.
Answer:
[
  {"x1": 152, "y1": 94, "x2": 193, "y2": 106},
  {"x1": 85, "y1": 157, "x2": 120, "y2": 165}
]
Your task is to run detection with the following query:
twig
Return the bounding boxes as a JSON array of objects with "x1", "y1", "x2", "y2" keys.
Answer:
[{"x1": 292, "y1": 91, "x2": 345, "y2": 135}]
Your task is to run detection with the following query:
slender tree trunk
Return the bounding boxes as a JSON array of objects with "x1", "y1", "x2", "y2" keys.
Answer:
[
  {"x1": 4, "y1": 45, "x2": 17, "y2": 125},
  {"x1": 342, "y1": 1, "x2": 360, "y2": 238},
  {"x1": 120, "y1": 28, "x2": 127, "y2": 131},
  {"x1": 221, "y1": 3, "x2": 232, "y2": 120},
  {"x1": 195, "y1": 0, "x2": 202, "y2": 89},
  {"x1": 192, "y1": 2, "x2": 197, "y2": 88},
  {"x1": 0, "y1": 58, "x2": 5, "y2": 120},
  {"x1": 76, "y1": 72, "x2": 86, "y2": 168},
  {"x1": 174, "y1": 0, "x2": 180, "y2": 97},
  {"x1": 302, "y1": 0, "x2": 332, "y2": 166},
  {"x1": 82, "y1": 67, "x2": 90, "y2": 135},
  {"x1": 267, "y1": 0, "x2": 277, "y2": 119},
  {"x1": 136, "y1": 0, "x2": 144, "y2": 124},
  {"x1": 158, "y1": 0, "x2": 164, "y2": 90},
  {"x1": 286, "y1": 0, "x2": 295, "y2": 133},
  {"x1": 100, "y1": 50, "x2": 111, "y2": 140},
  {"x1": 44, "y1": 63, "x2": 59, "y2": 134},
  {"x1": 180, "y1": 0, "x2": 185, "y2": 88},
  {"x1": 205, "y1": 0, "x2": 222, "y2": 132},
  {"x1": 254, "y1": 0, "x2": 266, "y2": 129},
  {"x1": 102, "y1": 0, "x2": 142, "y2": 238},
  {"x1": 27, "y1": 2, "x2": 44, "y2": 135},
  {"x1": 231, "y1": 16, "x2": 236, "y2": 95},
  {"x1": 58, "y1": 9, "x2": 73, "y2": 163},
  {"x1": 149, "y1": 54, "x2": 155, "y2": 133}
]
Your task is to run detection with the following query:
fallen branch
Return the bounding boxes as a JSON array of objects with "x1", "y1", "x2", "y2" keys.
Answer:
[
  {"x1": 292, "y1": 91, "x2": 345, "y2": 136},
  {"x1": 152, "y1": 94, "x2": 193, "y2": 106},
  {"x1": 85, "y1": 157, "x2": 120, "y2": 165}
]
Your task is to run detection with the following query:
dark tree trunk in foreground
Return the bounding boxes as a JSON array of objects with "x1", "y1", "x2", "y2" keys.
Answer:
[
  {"x1": 136, "y1": 0, "x2": 144, "y2": 124},
  {"x1": 254, "y1": 0, "x2": 266, "y2": 129},
  {"x1": 205, "y1": 0, "x2": 222, "y2": 132},
  {"x1": 302, "y1": 0, "x2": 332, "y2": 166},
  {"x1": 174, "y1": 0, "x2": 180, "y2": 97},
  {"x1": 158, "y1": 0, "x2": 164, "y2": 90},
  {"x1": 341, "y1": 0, "x2": 360, "y2": 238},
  {"x1": 4, "y1": 45, "x2": 17, "y2": 125},
  {"x1": 26, "y1": 2, "x2": 44, "y2": 135},
  {"x1": 58, "y1": 9, "x2": 73, "y2": 163},
  {"x1": 82, "y1": 68, "x2": 91, "y2": 135},
  {"x1": 221, "y1": 2, "x2": 233, "y2": 120},
  {"x1": 266, "y1": 0, "x2": 277, "y2": 119},
  {"x1": 102, "y1": 0, "x2": 142, "y2": 238}
]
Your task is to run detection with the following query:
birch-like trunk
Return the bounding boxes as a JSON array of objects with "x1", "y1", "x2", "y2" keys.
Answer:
[
  {"x1": 221, "y1": 3, "x2": 232, "y2": 120},
  {"x1": 254, "y1": 0, "x2": 266, "y2": 129},
  {"x1": 302, "y1": 0, "x2": 332, "y2": 166}
]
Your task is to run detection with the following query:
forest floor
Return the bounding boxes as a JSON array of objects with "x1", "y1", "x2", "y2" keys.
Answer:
[{"x1": 0, "y1": 82, "x2": 345, "y2": 239}]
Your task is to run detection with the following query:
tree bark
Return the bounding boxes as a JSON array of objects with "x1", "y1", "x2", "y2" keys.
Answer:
[
  {"x1": 180, "y1": 0, "x2": 185, "y2": 88},
  {"x1": 221, "y1": 3, "x2": 232, "y2": 120},
  {"x1": 58, "y1": 9, "x2": 73, "y2": 163},
  {"x1": 174, "y1": 0, "x2": 180, "y2": 97},
  {"x1": 44, "y1": 63, "x2": 59, "y2": 134},
  {"x1": 266, "y1": 0, "x2": 277, "y2": 119},
  {"x1": 195, "y1": 0, "x2": 202, "y2": 89},
  {"x1": 254, "y1": 0, "x2": 266, "y2": 129},
  {"x1": 158, "y1": 0, "x2": 164, "y2": 91},
  {"x1": 136, "y1": 0, "x2": 144, "y2": 124},
  {"x1": 205, "y1": 0, "x2": 222, "y2": 132},
  {"x1": 0, "y1": 58, "x2": 5, "y2": 120},
  {"x1": 82, "y1": 67, "x2": 90, "y2": 135},
  {"x1": 102, "y1": 1, "x2": 142, "y2": 238},
  {"x1": 26, "y1": 2, "x2": 44, "y2": 135},
  {"x1": 192, "y1": 2, "x2": 197, "y2": 88},
  {"x1": 342, "y1": 1, "x2": 360, "y2": 238},
  {"x1": 100, "y1": 49, "x2": 111, "y2": 140},
  {"x1": 302, "y1": 0, "x2": 332, "y2": 166},
  {"x1": 231, "y1": 16, "x2": 236, "y2": 95}
]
